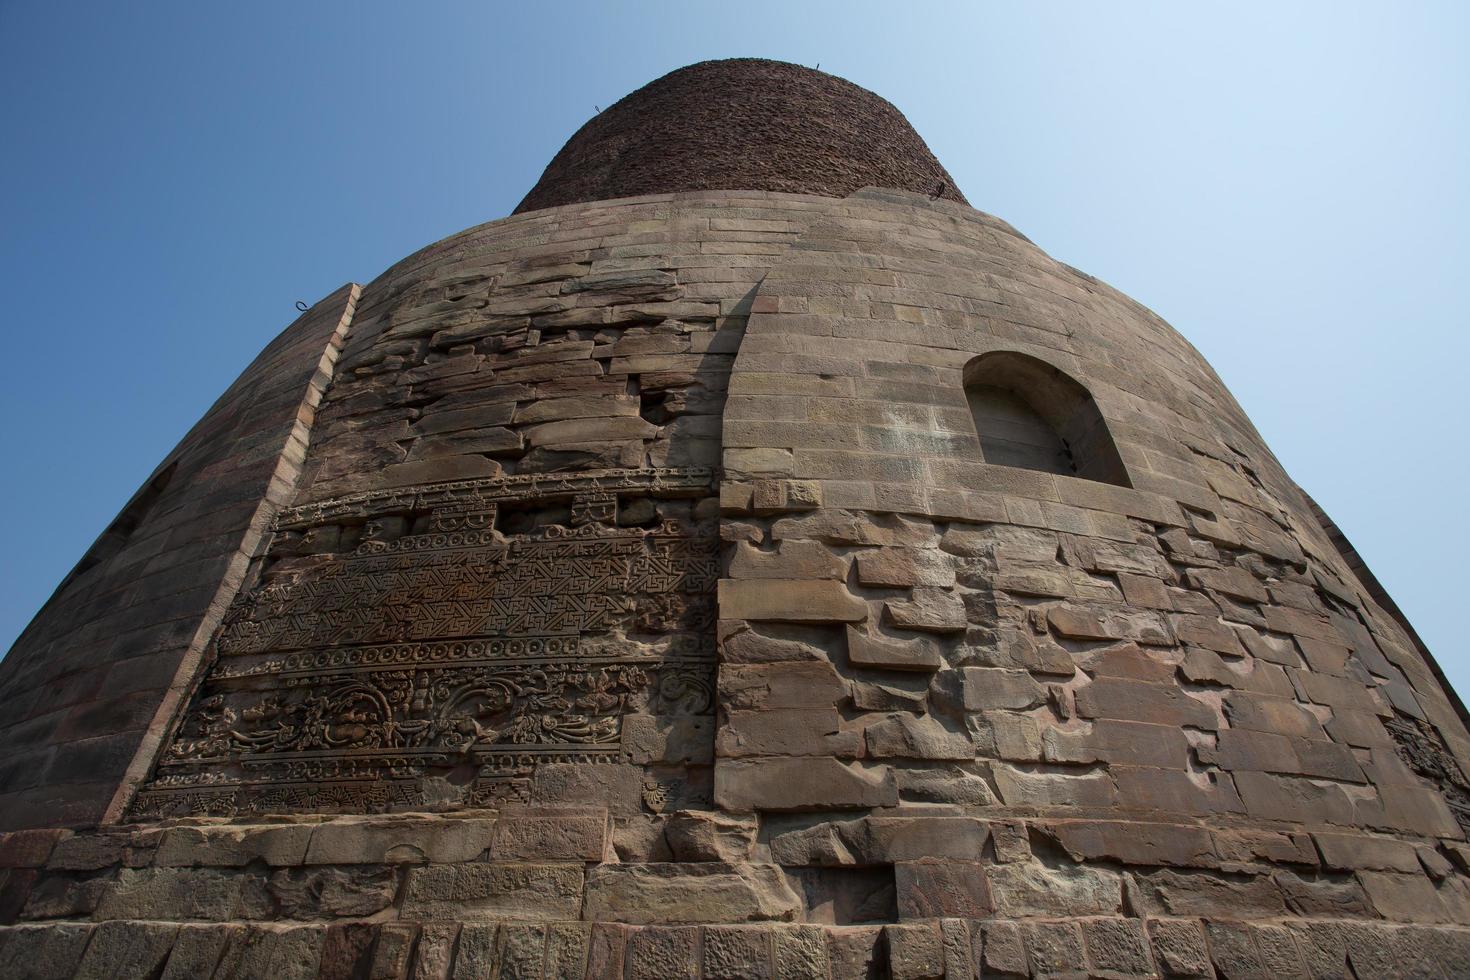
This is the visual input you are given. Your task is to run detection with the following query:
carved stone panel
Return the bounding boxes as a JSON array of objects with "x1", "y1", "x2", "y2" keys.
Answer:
[{"x1": 131, "y1": 468, "x2": 718, "y2": 818}]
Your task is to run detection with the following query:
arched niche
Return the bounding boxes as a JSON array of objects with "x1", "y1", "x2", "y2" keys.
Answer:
[{"x1": 964, "y1": 351, "x2": 1130, "y2": 488}]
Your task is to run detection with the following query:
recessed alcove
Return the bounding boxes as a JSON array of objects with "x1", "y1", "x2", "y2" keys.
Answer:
[{"x1": 964, "y1": 350, "x2": 1130, "y2": 487}]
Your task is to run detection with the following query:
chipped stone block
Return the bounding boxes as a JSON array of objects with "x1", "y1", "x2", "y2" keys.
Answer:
[
  {"x1": 490, "y1": 808, "x2": 608, "y2": 862},
  {"x1": 302, "y1": 817, "x2": 497, "y2": 866},
  {"x1": 715, "y1": 759, "x2": 898, "y2": 811},
  {"x1": 665, "y1": 811, "x2": 758, "y2": 863},
  {"x1": 884, "y1": 588, "x2": 967, "y2": 633},
  {"x1": 1021, "y1": 920, "x2": 1086, "y2": 975},
  {"x1": 895, "y1": 861, "x2": 991, "y2": 919},
  {"x1": 1146, "y1": 918, "x2": 1211, "y2": 977},
  {"x1": 846, "y1": 626, "x2": 943, "y2": 671},
  {"x1": 402, "y1": 864, "x2": 584, "y2": 921},
  {"x1": 885, "y1": 922, "x2": 944, "y2": 980},
  {"x1": 583, "y1": 864, "x2": 801, "y2": 924},
  {"x1": 702, "y1": 925, "x2": 773, "y2": 979},
  {"x1": 155, "y1": 824, "x2": 313, "y2": 868},
  {"x1": 73, "y1": 920, "x2": 179, "y2": 980},
  {"x1": 773, "y1": 925, "x2": 829, "y2": 979},
  {"x1": 719, "y1": 579, "x2": 868, "y2": 623}
]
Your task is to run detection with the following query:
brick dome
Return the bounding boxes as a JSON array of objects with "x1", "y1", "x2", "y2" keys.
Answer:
[{"x1": 516, "y1": 58, "x2": 966, "y2": 213}]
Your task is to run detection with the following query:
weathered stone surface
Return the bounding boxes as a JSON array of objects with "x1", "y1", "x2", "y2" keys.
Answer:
[
  {"x1": 719, "y1": 579, "x2": 868, "y2": 623},
  {"x1": 73, "y1": 921, "x2": 179, "y2": 980},
  {"x1": 664, "y1": 811, "x2": 758, "y2": 863},
  {"x1": 161, "y1": 924, "x2": 239, "y2": 980},
  {"x1": 702, "y1": 926, "x2": 772, "y2": 979},
  {"x1": 987, "y1": 863, "x2": 1122, "y2": 917},
  {"x1": 270, "y1": 866, "x2": 399, "y2": 918},
  {"x1": 884, "y1": 588, "x2": 968, "y2": 633},
  {"x1": 885, "y1": 922, "x2": 945, "y2": 980},
  {"x1": 305, "y1": 817, "x2": 496, "y2": 865},
  {"x1": 490, "y1": 808, "x2": 607, "y2": 862},
  {"x1": 846, "y1": 626, "x2": 944, "y2": 671},
  {"x1": 1147, "y1": 918, "x2": 1211, "y2": 977},
  {"x1": 583, "y1": 864, "x2": 801, "y2": 924},
  {"x1": 156, "y1": 824, "x2": 313, "y2": 867},
  {"x1": 715, "y1": 758, "x2": 898, "y2": 811},
  {"x1": 402, "y1": 864, "x2": 584, "y2": 921},
  {"x1": 95, "y1": 867, "x2": 272, "y2": 921},
  {"x1": 895, "y1": 861, "x2": 991, "y2": 918}
]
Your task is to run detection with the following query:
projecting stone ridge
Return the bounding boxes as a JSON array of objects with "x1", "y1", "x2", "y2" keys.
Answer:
[
  {"x1": 515, "y1": 58, "x2": 967, "y2": 213},
  {"x1": 4, "y1": 61, "x2": 1470, "y2": 978}
]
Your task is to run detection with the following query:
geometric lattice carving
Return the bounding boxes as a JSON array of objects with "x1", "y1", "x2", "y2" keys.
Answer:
[{"x1": 130, "y1": 469, "x2": 717, "y2": 819}]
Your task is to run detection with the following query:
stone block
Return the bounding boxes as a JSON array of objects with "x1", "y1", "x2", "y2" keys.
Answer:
[
  {"x1": 370, "y1": 924, "x2": 419, "y2": 979},
  {"x1": 1312, "y1": 833, "x2": 1421, "y2": 873},
  {"x1": 863, "y1": 713, "x2": 974, "y2": 760},
  {"x1": 318, "y1": 923, "x2": 376, "y2": 980},
  {"x1": 155, "y1": 824, "x2": 313, "y2": 867},
  {"x1": 490, "y1": 808, "x2": 608, "y2": 862},
  {"x1": 846, "y1": 627, "x2": 943, "y2": 672},
  {"x1": 497, "y1": 923, "x2": 548, "y2": 978},
  {"x1": 958, "y1": 666, "x2": 1045, "y2": 711},
  {"x1": 987, "y1": 862, "x2": 1122, "y2": 917},
  {"x1": 895, "y1": 861, "x2": 991, "y2": 918},
  {"x1": 218, "y1": 925, "x2": 324, "y2": 979},
  {"x1": 1049, "y1": 603, "x2": 1174, "y2": 645},
  {"x1": 449, "y1": 924, "x2": 499, "y2": 980},
  {"x1": 583, "y1": 864, "x2": 801, "y2": 924},
  {"x1": 161, "y1": 924, "x2": 239, "y2": 980},
  {"x1": 728, "y1": 540, "x2": 846, "y2": 580},
  {"x1": 721, "y1": 662, "x2": 847, "y2": 709},
  {"x1": 980, "y1": 920, "x2": 1029, "y2": 976},
  {"x1": 826, "y1": 926, "x2": 885, "y2": 980},
  {"x1": 627, "y1": 926, "x2": 698, "y2": 979},
  {"x1": 94, "y1": 867, "x2": 271, "y2": 922},
  {"x1": 73, "y1": 921, "x2": 179, "y2": 980},
  {"x1": 1075, "y1": 677, "x2": 1218, "y2": 729},
  {"x1": 402, "y1": 864, "x2": 584, "y2": 921},
  {"x1": 1080, "y1": 918, "x2": 1154, "y2": 976},
  {"x1": 884, "y1": 588, "x2": 967, "y2": 633},
  {"x1": 664, "y1": 811, "x2": 758, "y2": 863},
  {"x1": 718, "y1": 708, "x2": 863, "y2": 757},
  {"x1": 1022, "y1": 920, "x2": 1087, "y2": 975},
  {"x1": 0, "y1": 831, "x2": 66, "y2": 869},
  {"x1": 1206, "y1": 921, "x2": 1265, "y2": 977},
  {"x1": 854, "y1": 549, "x2": 954, "y2": 588},
  {"x1": 715, "y1": 758, "x2": 898, "y2": 811},
  {"x1": 20, "y1": 871, "x2": 111, "y2": 919},
  {"x1": 620, "y1": 714, "x2": 715, "y2": 764},
  {"x1": 0, "y1": 923, "x2": 94, "y2": 980},
  {"x1": 1146, "y1": 918, "x2": 1211, "y2": 977},
  {"x1": 773, "y1": 925, "x2": 829, "y2": 979},
  {"x1": 544, "y1": 923, "x2": 589, "y2": 980},
  {"x1": 719, "y1": 579, "x2": 868, "y2": 623},
  {"x1": 303, "y1": 817, "x2": 497, "y2": 866},
  {"x1": 1252, "y1": 923, "x2": 1310, "y2": 978},
  {"x1": 702, "y1": 926, "x2": 772, "y2": 979},
  {"x1": 407, "y1": 923, "x2": 459, "y2": 980},
  {"x1": 885, "y1": 923, "x2": 944, "y2": 980},
  {"x1": 1358, "y1": 871, "x2": 1451, "y2": 923},
  {"x1": 270, "y1": 866, "x2": 399, "y2": 918},
  {"x1": 1045, "y1": 819, "x2": 1217, "y2": 869}
]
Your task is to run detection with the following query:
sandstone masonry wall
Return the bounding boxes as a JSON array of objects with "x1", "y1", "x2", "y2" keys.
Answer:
[
  {"x1": 0, "y1": 286, "x2": 358, "y2": 831},
  {"x1": 4, "y1": 190, "x2": 1469, "y2": 978}
]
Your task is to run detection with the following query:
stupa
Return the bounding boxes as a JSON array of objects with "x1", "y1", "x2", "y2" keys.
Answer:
[{"x1": 2, "y1": 58, "x2": 1468, "y2": 978}]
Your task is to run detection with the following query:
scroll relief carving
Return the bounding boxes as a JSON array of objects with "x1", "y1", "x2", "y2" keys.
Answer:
[{"x1": 130, "y1": 468, "x2": 718, "y2": 819}]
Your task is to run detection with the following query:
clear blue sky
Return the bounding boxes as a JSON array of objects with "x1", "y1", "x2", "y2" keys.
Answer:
[{"x1": 2, "y1": 3, "x2": 1466, "y2": 690}]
